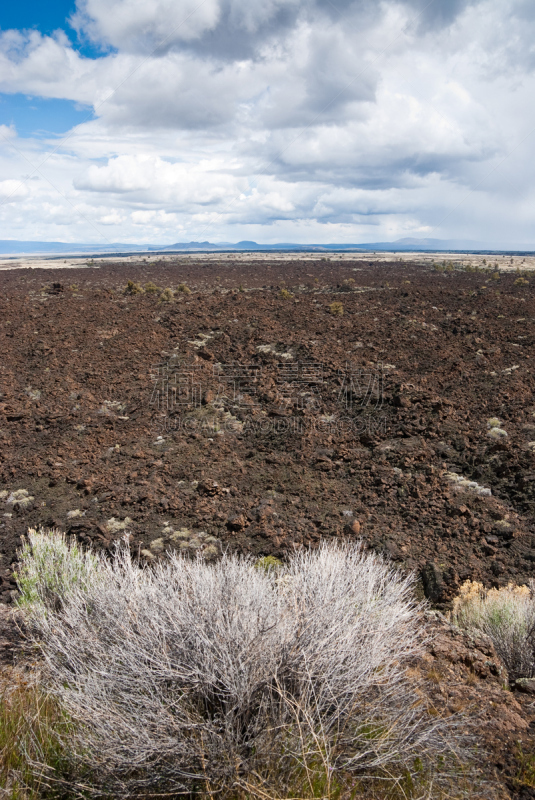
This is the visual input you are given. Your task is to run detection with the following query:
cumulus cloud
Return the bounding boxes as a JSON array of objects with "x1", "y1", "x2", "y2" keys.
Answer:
[
  {"x1": 70, "y1": 0, "x2": 478, "y2": 58},
  {"x1": 75, "y1": 154, "x2": 245, "y2": 205},
  {"x1": 0, "y1": 0, "x2": 535, "y2": 244}
]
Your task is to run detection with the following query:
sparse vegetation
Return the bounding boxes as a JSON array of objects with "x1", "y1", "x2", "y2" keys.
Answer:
[
  {"x1": 515, "y1": 277, "x2": 530, "y2": 286},
  {"x1": 144, "y1": 281, "x2": 160, "y2": 293},
  {"x1": 279, "y1": 287, "x2": 293, "y2": 298},
  {"x1": 329, "y1": 300, "x2": 344, "y2": 315},
  {"x1": 176, "y1": 283, "x2": 191, "y2": 294},
  {"x1": 6, "y1": 255, "x2": 535, "y2": 798}
]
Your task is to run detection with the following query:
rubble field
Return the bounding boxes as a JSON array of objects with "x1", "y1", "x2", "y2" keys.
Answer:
[{"x1": 1, "y1": 257, "x2": 535, "y2": 796}]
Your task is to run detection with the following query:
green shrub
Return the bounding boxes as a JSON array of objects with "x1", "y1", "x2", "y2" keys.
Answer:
[
  {"x1": 144, "y1": 281, "x2": 160, "y2": 293},
  {"x1": 279, "y1": 288, "x2": 293, "y2": 298},
  {"x1": 176, "y1": 283, "x2": 191, "y2": 294}
]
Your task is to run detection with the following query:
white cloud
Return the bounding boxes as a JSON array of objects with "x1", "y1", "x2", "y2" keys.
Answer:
[
  {"x1": 0, "y1": 179, "x2": 29, "y2": 201},
  {"x1": 0, "y1": 0, "x2": 535, "y2": 244},
  {"x1": 72, "y1": 0, "x2": 222, "y2": 51},
  {"x1": 75, "y1": 154, "x2": 246, "y2": 206}
]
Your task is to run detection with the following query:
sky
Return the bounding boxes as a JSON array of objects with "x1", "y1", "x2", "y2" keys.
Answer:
[{"x1": 0, "y1": 0, "x2": 535, "y2": 246}]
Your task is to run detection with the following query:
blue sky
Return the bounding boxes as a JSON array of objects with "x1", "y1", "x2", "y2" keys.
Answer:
[
  {"x1": 0, "y1": 0, "x2": 100, "y2": 139},
  {"x1": 1, "y1": 0, "x2": 535, "y2": 246},
  {"x1": 0, "y1": 1, "x2": 101, "y2": 56},
  {"x1": 1, "y1": 1, "x2": 76, "y2": 37},
  {"x1": 0, "y1": 94, "x2": 93, "y2": 137}
]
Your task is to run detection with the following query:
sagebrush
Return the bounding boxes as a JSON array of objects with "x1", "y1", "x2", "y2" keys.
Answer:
[
  {"x1": 17, "y1": 531, "x2": 465, "y2": 798},
  {"x1": 16, "y1": 529, "x2": 100, "y2": 615}
]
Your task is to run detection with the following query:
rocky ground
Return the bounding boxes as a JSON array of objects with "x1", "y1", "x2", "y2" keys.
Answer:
[{"x1": 1, "y1": 257, "x2": 535, "y2": 795}]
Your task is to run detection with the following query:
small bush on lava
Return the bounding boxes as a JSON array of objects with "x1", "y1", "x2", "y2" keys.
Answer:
[
  {"x1": 176, "y1": 282, "x2": 191, "y2": 294},
  {"x1": 124, "y1": 279, "x2": 144, "y2": 295},
  {"x1": 452, "y1": 580, "x2": 535, "y2": 682},
  {"x1": 144, "y1": 281, "x2": 160, "y2": 293},
  {"x1": 329, "y1": 301, "x2": 344, "y2": 315},
  {"x1": 16, "y1": 534, "x2": 464, "y2": 799},
  {"x1": 159, "y1": 287, "x2": 174, "y2": 302}
]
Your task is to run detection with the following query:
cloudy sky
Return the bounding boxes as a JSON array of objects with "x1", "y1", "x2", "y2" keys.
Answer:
[{"x1": 0, "y1": 0, "x2": 534, "y2": 245}]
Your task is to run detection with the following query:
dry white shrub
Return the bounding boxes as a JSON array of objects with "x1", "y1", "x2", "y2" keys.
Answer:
[{"x1": 18, "y1": 531, "x2": 460, "y2": 798}]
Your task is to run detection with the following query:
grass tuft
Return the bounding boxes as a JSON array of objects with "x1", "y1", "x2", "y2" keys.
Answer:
[
  {"x1": 452, "y1": 580, "x2": 535, "y2": 681},
  {"x1": 0, "y1": 671, "x2": 75, "y2": 800}
]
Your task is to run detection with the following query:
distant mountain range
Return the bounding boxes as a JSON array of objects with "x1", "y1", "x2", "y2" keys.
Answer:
[{"x1": 1, "y1": 237, "x2": 534, "y2": 256}]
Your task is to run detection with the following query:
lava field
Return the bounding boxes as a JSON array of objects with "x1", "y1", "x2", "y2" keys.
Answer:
[{"x1": 3, "y1": 256, "x2": 535, "y2": 796}]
